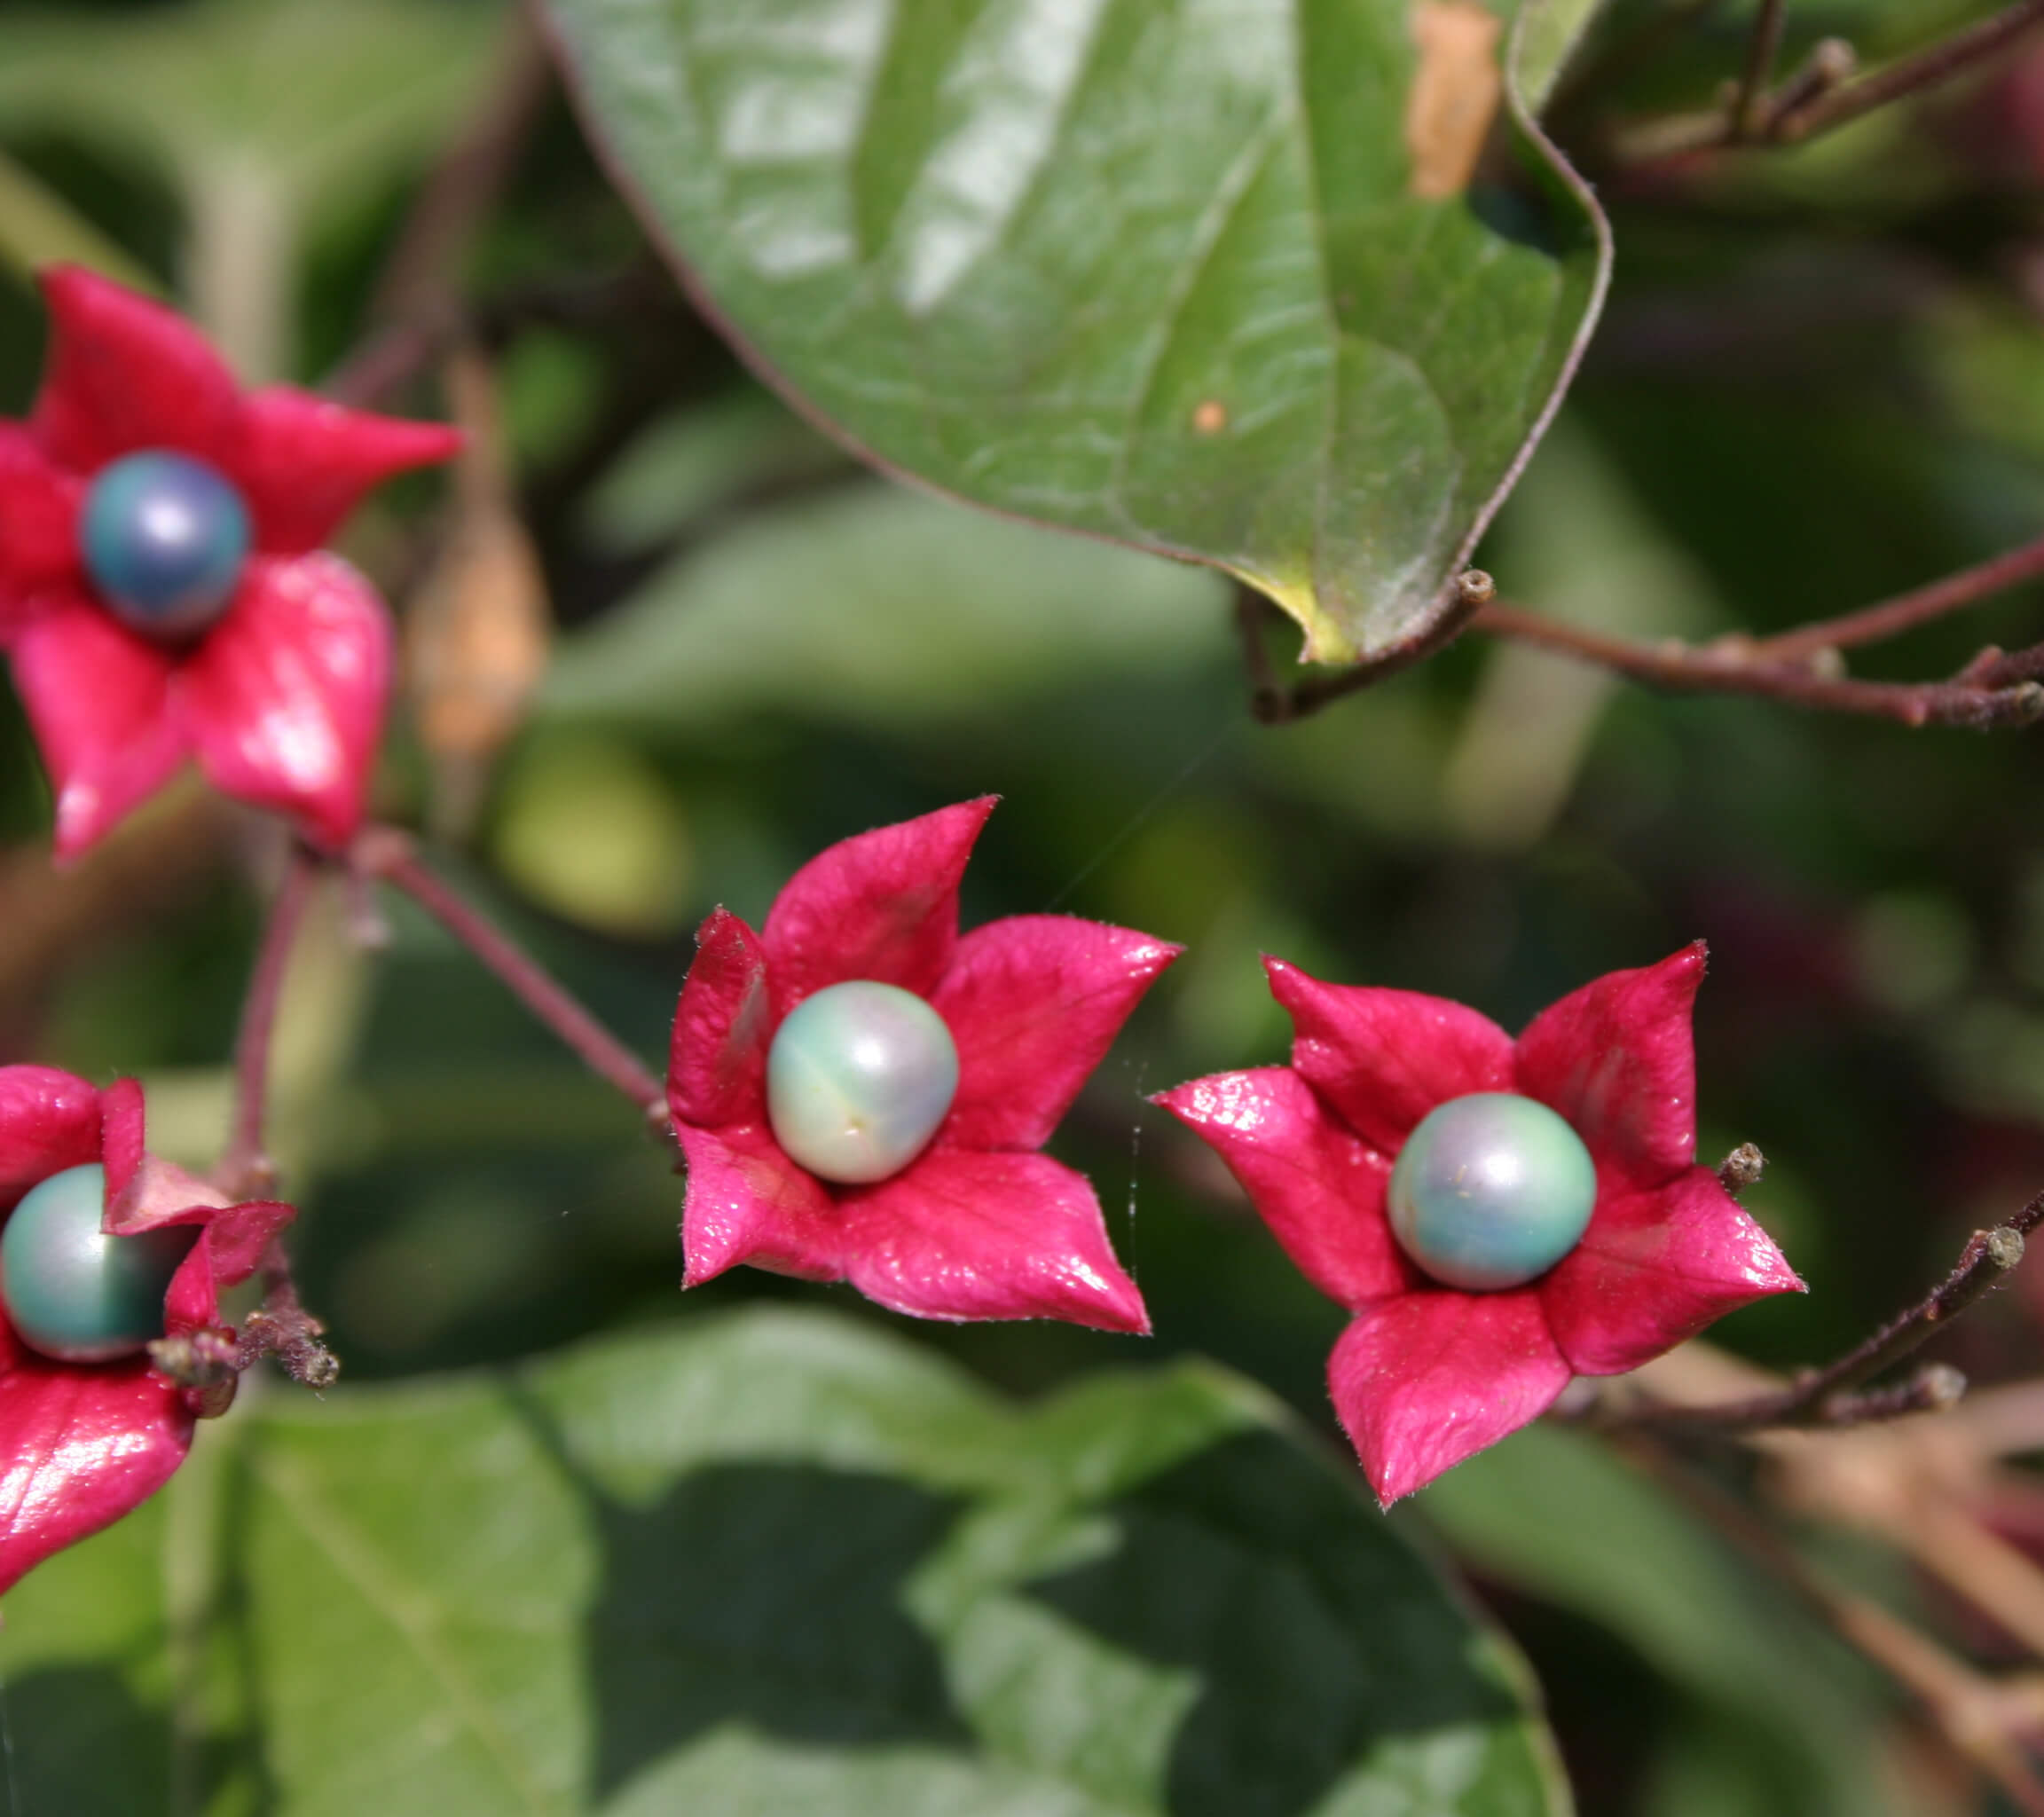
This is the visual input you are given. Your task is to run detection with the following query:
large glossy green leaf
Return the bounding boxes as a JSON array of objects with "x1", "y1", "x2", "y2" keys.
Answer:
[
  {"x1": 540, "y1": 0, "x2": 1609, "y2": 664},
  {"x1": 0, "y1": 1310, "x2": 1567, "y2": 1815}
]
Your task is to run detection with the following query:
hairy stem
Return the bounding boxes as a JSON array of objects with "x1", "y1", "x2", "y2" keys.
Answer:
[
  {"x1": 215, "y1": 843, "x2": 322, "y2": 1201},
  {"x1": 1474, "y1": 601, "x2": 2044, "y2": 729},
  {"x1": 354, "y1": 829, "x2": 667, "y2": 1119}
]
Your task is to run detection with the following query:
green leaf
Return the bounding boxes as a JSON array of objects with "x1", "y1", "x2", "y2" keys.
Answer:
[
  {"x1": 0, "y1": 0, "x2": 497, "y2": 208},
  {"x1": 540, "y1": 480, "x2": 1231, "y2": 730},
  {"x1": 540, "y1": 0, "x2": 1610, "y2": 664},
  {"x1": 0, "y1": 1310, "x2": 1568, "y2": 1815}
]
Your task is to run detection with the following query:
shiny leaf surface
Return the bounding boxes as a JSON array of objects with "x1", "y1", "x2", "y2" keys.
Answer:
[
  {"x1": 542, "y1": 0, "x2": 1610, "y2": 662},
  {"x1": 0, "y1": 1309, "x2": 1567, "y2": 1815}
]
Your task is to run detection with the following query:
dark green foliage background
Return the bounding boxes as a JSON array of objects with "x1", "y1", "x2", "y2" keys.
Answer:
[{"x1": 1, "y1": 0, "x2": 2041, "y2": 1811}]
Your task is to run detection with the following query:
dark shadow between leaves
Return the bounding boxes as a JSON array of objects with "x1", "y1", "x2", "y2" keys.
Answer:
[
  {"x1": 1024, "y1": 1430, "x2": 1521, "y2": 1817},
  {"x1": 0, "y1": 1663, "x2": 172, "y2": 1816},
  {"x1": 504, "y1": 1391, "x2": 972, "y2": 1802}
]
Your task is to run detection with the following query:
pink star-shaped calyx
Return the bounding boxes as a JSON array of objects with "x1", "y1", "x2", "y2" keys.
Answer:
[
  {"x1": 667, "y1": 798, "x2": 1179, "y2": 1332},
  {"x1": 1157, "y1": 943, "x2": 1804, "y2": 1504},
  {"x1": 0, "y1": 1067, "x2": 294, "y2": 1593},
  {"x1": 0, "y1": 266, "x2": 460, "y2": 858}
]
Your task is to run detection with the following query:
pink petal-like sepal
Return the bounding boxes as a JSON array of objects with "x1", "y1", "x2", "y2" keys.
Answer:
[
  {"x1": 97, "y1": 1077, "x2": 147, "y2": 1203},
  {"x1": 668, "y1": 908, "x2": 772, "y2": 1129},
  {"x1": 934, "y1": 916, "x2": 1182, "y2": 1151},
  {"x1": 0, "y1": 1070, "x2": 302, "y2": 1593},
  {"x1": 1, "y1": 269, "x2": 459, "y2": 853},
  {"x1": 10, "y1": 591, "x2": 181, "y2": 860},
  {"x1": 844, "y1": 1151, "x2": 1148, "y2": 1332},
  {"x1": 1539, "y1": 1165, "x2": 1804, "y2": 1376},
  {"x1": 0, "y1": 425, "x2": 79, "y2": 599},
  {"x1": 32, "y1": 267, "x2": 240, "y2": 473},
  {"x1": 1155, "y1": 1068, "x2": 1413, "y2": 1310},
  {"x1": 1329, "y1": 1292, "x2": 1572, "y2": 1505},
  {"x1": 1514, "y1": 943, "x2": 1707, "y2": 1192},
  {"x1": 1268, "y1": 959, "x2": 1513, "y2": 1153},
  {"x1": 177, "y1": 553, "x2": 391, "y2": 849},
  {"x1": 762, "y1": 798, "x2": 995, "y2": 1012},
  {"x1": 0, "y1": 1067, "x2": 103, "y2": 1206},
  {"x1": 0, "y1": 1359, "x2": 193, "y2": 1596},
  {"x1": 232, "y1": 388, "x2": 464, "y2": 555},
  {"x1": 667, "y1": 800, "x2": 1162, "y2": 1333},
  {"x1": 675, "y1": 1121, "x2": 840, "y2": 1286},
  {"x1": 1160, "y1": 942, "x2": 1803, "y2": 1501}
]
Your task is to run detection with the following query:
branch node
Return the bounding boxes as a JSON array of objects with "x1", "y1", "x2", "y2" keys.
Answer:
[
  {"x1": 1455, "y1": 568, "x2": 1496, "y2": 608},
  {"x1": 1718, "y1": 1142, "x2": 1767, "y2": 1195},
  {"x1": 1917, "y1": 1361, "x2": 1969, "y2": 1412},
  {"x1": 1988, "y1": 1226, "x2": 2027, "y2": 1271}
]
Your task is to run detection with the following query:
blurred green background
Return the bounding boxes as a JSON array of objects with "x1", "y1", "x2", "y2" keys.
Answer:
[{"x1": 6, "y1": 0, "x2": 2044, "y2": 1810}]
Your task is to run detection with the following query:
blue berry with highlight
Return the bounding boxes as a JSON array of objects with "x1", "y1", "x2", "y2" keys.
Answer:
[
  {"x1": 1, "y1": 1164, "x2": 196, "y2": 1362},
  {"x1": 1387, "y1": 1093, "x2": 1597, "y2": 1291},
  {"x1": 81, "y1": 450, "x2": 250, "y2": 640}
]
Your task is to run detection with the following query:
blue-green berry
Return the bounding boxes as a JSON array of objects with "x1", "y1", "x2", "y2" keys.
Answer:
[
  {"x1": 80, "y1": 450, "x2": 250, "y2": 640},
  {"x1": 1, "y1": 1164, "x2": 196, "y2": 1363},
  {"x1": 1386, "y1": 1093, "x2": 1597, "y2": 1292},
  {"x1": 766, "y1": 980, "x2": 960, "y2": 1184}
]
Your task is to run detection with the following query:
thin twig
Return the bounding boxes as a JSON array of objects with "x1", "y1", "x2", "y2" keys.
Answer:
[
  {"x1": 1772, "y1": 0, "x2": 2044, "y2": 144},
  {"x1": 351, "y1": 828, "x2": 667, "y2": 1119},
  {"x1": 1730, "y1": 0, "x2": 1788, "y2": 140},
  {"x1": 1634, "y1": 1192, "x2": 2044, "y2": 1434},
  {"x1": 1474, "y1": 601, "x2": 2044, "y2": 729},
  {"x1": 213, "y1": 844, "x2": 322, "y2": 1200},
  {"x1": 1747, "y1": 531, "x2": 2044, "y2": 665},
  {"x1": 321, "y1": 4, "x2": 551, "y2": 409},
  {"x1": 1619, "y1": 1431, "x2": 2044, "y2": 1814},
  {"x1": 1628, "y1": 1430, "x2": 2044, "y2": 1814},
  {"x1": 367, "y1": 7, "x2": 553, "y2": 327},
  {"x1": 1610, "y1": 0, "x2": 2044, "y2": 167}
]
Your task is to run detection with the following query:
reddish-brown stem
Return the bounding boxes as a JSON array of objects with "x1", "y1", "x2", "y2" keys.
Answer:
[
  {"x1": 1623, "y1": 1191, "x2": 2044, "y2": 1435},
  {"x1": 367, "y1": 8, "x2": 552, "y2": 329},
  {"x1": 1474, "y1": 600, "x2": 2044, "y2": 728},
  {"x1": 214, "y1": 844, "x2": 322, "y2": 1201},
  {"x1": 322, "y1": 4, "x2": 550, "y2": 410},
  {"x1": 1621, "y1": 1431, "x2": 2044, "y2": 1815},
  {"x1": 1610, "y1": 0, "x2": 2044, "y2": 168},
  {"x1": 1772, "y1": 0, "x2": 2044, "y2": 143},
  {"x1": 1747, "y1": 532, "x2": 2044, "y2": 665},
  {"x1": 1730, "y1": 0, "x2": 1788, "y2": 139},
  {"x1": 355, "y1": 830, "x2": 666, "y2": 1118}
]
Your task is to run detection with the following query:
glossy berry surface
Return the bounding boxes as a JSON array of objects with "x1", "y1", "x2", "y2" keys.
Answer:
[
  {"x1": 1, "y1": 1164, "x2": 195, "y2": 1362},
  {"x1": 766, "y1": 980, "x2": 960, "y2": 1184},
  {"x1": 1386, "y1": 1092, "x2": 1597, "y2": 1291},
  {"x1": 80, "y1": 450, "x2": 250, "y2": 639}
]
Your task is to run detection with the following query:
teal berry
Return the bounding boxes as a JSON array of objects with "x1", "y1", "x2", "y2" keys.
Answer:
[
  {"x1": 766, "y1": 980, "x2": 960, "y2": 1184},
  {"x1": 1, "y1": 1164, "x2": 196, "y2": 1363},
  {"x1": 1387, "y1": 1093, "x2": 1597, "y2": 1292},
  {"x1": 80, "y1": 450, "x2": 250, "y2": 640}
]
